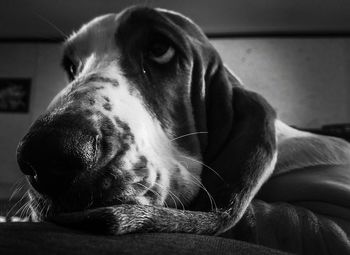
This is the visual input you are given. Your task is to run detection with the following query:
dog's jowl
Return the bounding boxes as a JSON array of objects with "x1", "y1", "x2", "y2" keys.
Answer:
[{"x1": 16, "y1": 6, "x2": 350, "y2": 255}]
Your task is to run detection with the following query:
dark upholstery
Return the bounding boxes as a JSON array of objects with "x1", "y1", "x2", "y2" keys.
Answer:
[{"x1": 0, "y1": 222, "x2": 289, "y2": 255}]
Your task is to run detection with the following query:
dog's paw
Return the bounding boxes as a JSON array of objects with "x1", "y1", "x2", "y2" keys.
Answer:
[{"x1": 50, "y1": 205, "x2": 155, "y2": 235}]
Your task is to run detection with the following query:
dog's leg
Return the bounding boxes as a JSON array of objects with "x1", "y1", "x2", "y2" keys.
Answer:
[{"x1": 50, "y1": 204, "x2": 241, "y2": 236}]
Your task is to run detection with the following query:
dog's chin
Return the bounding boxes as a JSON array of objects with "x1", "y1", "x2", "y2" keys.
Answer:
[
  {"x1": 27, "y1": 184, "x2": 164, "y2": 221},
  {"x1": 29, "y1": 194, "x2": 122, "y2": 221}
]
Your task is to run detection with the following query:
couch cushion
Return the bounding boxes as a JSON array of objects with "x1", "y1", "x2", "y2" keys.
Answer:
[{"x1": 0, "y1": 222, "x2": 288, "y2": 255}]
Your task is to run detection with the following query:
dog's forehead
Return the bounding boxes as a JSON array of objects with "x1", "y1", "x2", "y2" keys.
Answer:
[
  {"x1": 65, "y1": 13, "x2": 119, "y2": 56},
  {"x1": 64, "y1": 7, "x2": 204, "y2": 56}
]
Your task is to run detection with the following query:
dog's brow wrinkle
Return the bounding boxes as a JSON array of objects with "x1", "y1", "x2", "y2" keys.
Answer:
[{"x1": 72, "y1": 73, "x2": 120, "y2": 87}]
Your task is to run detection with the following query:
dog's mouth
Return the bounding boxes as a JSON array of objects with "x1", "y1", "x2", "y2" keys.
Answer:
[
  {"x1": 23, "y1": 141, "x2": 165, "y2": 218},
  {"x1": 26, "y1": 165, "x2": 163, "y2": 220},
  {"x1": 16, "y1": 110, "x2": 167, "y2": 219}
]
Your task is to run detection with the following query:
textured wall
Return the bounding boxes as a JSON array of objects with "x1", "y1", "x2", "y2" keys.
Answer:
[
  {"x1": 0, "y1": 44, "x2": 37, "y2": 197},
  {"x1": 0, "y1": 44, "x2": 66, "y2": 198},
  {"x1": 0, "y1": 39, "x2": 349, "y2": 197},
  {"x1": 212, "y1": 38, "x2": 350, "y2": 127}
]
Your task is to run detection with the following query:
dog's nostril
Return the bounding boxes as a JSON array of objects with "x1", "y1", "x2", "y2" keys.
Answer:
[
  {"x1": 101, "y1": 177, "x2": 112, "y2": 190},
  {"x1": 17, "y1": 159, "x2": 36, "y2": 177}
]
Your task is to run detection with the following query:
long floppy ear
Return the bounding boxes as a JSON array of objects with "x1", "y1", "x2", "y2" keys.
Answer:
[
  {"x1": 198, "y1": 54, "x2": 277, "y2": 227},
  {"x1": 158, "y1": 8, "x2": 277, "y2": 226}
]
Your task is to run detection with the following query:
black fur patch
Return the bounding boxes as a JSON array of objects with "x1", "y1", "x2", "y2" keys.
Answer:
[
  {"x1": 144, "y1": 188, "x2": 159, "y2": 202},
  {"x1": 89, "y1": 98, "x2": 95, "y2": 105},
  {"x1": 103, "y1": 103, "x2": 112, "y2": 111},
  {"x1": 114, "y1": 117, "x2": 133, "y2": 141},
  {"x1": 133, "y1": 156, "x2": 148, "y2": 171},
  {"x1": 108, "y1": 117, "x2": 135, "y2": 160}
]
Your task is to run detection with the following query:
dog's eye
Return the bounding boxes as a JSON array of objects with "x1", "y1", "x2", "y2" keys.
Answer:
[
  {"x1": 68, "y1": 64, "x2": 77, "y2": 78},
  {"x1": 62, "y1": 56, "x2": 78, "y2": 81},
  {"x1": 148, "y1": 42, "x2": 175, "y2": 64}
]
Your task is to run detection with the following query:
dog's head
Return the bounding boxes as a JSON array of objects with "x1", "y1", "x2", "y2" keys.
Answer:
[{"x1": 17, "y1": 6, "x2": 235, "y2": 218}]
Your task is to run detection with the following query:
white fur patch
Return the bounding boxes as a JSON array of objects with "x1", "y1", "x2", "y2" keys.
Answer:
[{"x1": 102, "y1": 72, "x2": 202, "y2": 206}]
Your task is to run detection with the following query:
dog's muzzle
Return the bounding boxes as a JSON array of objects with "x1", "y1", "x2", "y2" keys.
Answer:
[{"x1": 17, "y1": 112, "x2": 100, "y2": 197}]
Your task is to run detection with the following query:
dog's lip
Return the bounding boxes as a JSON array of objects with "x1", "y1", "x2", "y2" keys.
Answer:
[
  {"x1": 34, "y1": 195, "x2": 136, "y2": 218},
  {"x1": 132, "y1": 170, "x2": 158, "y2": 195},
  {"x1": 133, "y1": 178, "x2": 154, "y2": 194},
  {"x1": 28, "y1": 167, "x2": 159, "y2": 217}
]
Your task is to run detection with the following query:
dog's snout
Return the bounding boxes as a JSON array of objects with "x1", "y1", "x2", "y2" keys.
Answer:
[{"x1": 17, "y1": 113, "x2": 99, "y2": 195}]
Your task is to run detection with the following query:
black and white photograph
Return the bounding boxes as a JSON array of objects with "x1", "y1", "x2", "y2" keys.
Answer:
[{"x1": 0, "y1": 1, "x2": 350, "y2": 254}]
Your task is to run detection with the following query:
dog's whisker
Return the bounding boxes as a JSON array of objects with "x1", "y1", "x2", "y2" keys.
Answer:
[
  {"x1": 30, "y1": 201, "x2": 40, "y2": 221},
  {"x1": 26, "y1": 198, "x2": 37, "y2": 219},
  {"x1": 185, "y1": 169, "x2": 217, "y2": 211},
  {"x1": 153, "y1": 182, "x2": 180, "y2": 210},
  {"x1": 153, "y1": 182, "x2": 177, "y2": 209},
  {"x1": 39, "y1": 201, "x2": 48, "y2": 219},
  {"x1": 155, "y1": 182, "x2": 186, "y2": 212},
  {"x1": 171, "y1": 131, "x2": 208, "y2": 141},
  {"x1": 167, "y1": 191, "x2": 183, "y2": 211},
  {"x1": 9, "y1": 177, "x2": 24, "y2": 191},
  {"x1": 22, "y1": 207, "x2": 30, "y2": 221},
  {"x1": 191, "y1": 177, "x2": 217, "y2": 211},
  {"x1": 170, "y1": 192, "x2": 186, "y2": 213},
  {"x1": 6, "y1": 190, "x2": 29, "y2": 218},
  {"x1": 34, "y1": 12, "x2": 68, "y2": 39},
  {"x1": 179, "y1": 155, "x2": 225, "y2": 183},
  {"x1": 8, "y1": 177, "x2": 26, "y2": 202},
  {"x1": 20, "y1": 200, "x2": 32, "y2": 219},
  {"x1": 21, "y1": 203, "x2": 28, "y2": 218},
  {"x1": 13, "y1": 199, "x2": 31, "y2": 219},
  {"x1": 135, "y1": 182, "x2": 168, "y2": 207},
  {"x1": 38, "y1": 200, "x2": 46, "y2": 219},
  {"x1": 44, "y1": 202, "x2": 51, "y2": 218},
  {"x1": 28, "y1": 200, "x2": 36, "y2": 219},
  {"x1": 178, "y1": 160, "x2": 218, "y2": 212},
  {"x1": 9, "y1": 184, "x2": 24, "y2": 202}
]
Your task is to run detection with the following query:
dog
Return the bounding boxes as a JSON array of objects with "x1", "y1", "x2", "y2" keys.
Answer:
[{"x1": 16, "y1": 6, "x2": 350, "y2": 254}]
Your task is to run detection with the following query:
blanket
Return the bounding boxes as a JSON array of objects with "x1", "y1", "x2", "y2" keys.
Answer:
[{"x1": 233, "y1": 162, "x2": 350, "y2": 254}]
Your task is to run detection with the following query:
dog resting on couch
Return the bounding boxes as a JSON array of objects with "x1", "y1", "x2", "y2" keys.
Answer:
[{"x1": 16, "y1": 6, "x2": 350, "y2": 254}]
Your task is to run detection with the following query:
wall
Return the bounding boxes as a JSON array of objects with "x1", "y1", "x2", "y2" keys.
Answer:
[
  {"x1": 212, "y1": 38, "x2": 350, "y2": 127},
  {"x1": 0, "y1": 43, "x2": 66, "y2": 198},
  {"x1": 0, "y1": 38, "x2": 349, "y2": 198}
]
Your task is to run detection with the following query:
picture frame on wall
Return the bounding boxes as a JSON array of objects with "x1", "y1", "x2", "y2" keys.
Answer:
[{"x1": 0, "y1": 78, "x2": 31, "y2": 113}]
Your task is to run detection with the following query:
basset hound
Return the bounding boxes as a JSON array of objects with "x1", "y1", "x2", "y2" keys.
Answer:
[{"x1": 16, "y1": 6, "x2": 350, "y2": 254}]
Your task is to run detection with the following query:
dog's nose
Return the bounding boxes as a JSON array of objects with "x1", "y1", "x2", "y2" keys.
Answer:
[{"x1": 16, "y1": 113, "x2": 99, "y2": 196}]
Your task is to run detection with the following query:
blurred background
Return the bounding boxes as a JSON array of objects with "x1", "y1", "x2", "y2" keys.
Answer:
[{"x1": 0, "y1": 0, "x2": 349, "y2": 200}]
